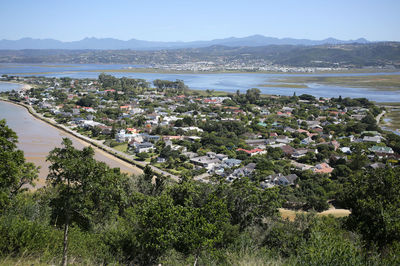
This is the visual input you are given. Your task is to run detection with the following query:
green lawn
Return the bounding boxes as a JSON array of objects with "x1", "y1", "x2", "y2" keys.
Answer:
[{"x1": 113, "y1": 143, "x2": 128, "y2": 152}]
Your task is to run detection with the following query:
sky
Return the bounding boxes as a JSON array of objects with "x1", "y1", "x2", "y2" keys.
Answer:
[{"x1": 1, "y1": 0, "x2": 399, "y2": 42}]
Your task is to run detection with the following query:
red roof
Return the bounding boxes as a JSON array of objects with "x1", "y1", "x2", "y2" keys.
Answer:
[
  {"x1": 204, "y1": 99, "x2": 217, "y2": 103},
  {"x1": 126, "y1": 128, "x2": 140, "y2": 133},
  {"x1": 313, "y1": 163, "x2": 333, "y2": 174}
]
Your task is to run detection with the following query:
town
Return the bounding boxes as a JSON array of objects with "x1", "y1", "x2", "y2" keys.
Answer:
[{"x1": 2, "y1": 73, "x2": 399, "y2": 212}]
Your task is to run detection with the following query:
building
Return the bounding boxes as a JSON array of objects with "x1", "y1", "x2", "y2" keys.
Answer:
[
  {"x1": 369, "y1": 146, "x2": 394, "y2": 154},
  {"x1": 236, "y1": 148, "x2": 267, "y2": 156},
  {"x1": 134, "y1": 142, "x2": 154, "y2": 153},
  {"x1": 313, "y1": 163, "x2": 334, "y2": 174}
]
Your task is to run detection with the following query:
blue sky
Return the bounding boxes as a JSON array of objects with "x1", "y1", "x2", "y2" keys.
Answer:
[{"x1": 1, "y1": 0, "x2": 399, "y2": 42}]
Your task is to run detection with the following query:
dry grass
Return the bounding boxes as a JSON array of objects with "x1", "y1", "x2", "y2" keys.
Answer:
[{"x1": 279, "y1": 207, "x2": 350, "y2": 221}]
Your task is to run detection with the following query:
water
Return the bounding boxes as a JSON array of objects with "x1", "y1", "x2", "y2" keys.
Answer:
[
  {"x1": 1, "y1": 63, "x2": 400, "y2": 102},
  {"x1": 0, "y1": 81, "x2": 22, "y2": 92},
  {"x1": 0, "y1": 99, "x2": 141, "y2": 186}
]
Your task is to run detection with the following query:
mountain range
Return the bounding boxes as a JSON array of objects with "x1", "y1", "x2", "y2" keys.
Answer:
[{"x1": 0, "y1": 35, "x2": 370, "y2": 50}]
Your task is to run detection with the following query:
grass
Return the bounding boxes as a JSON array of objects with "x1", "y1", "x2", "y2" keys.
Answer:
[
  {"x1": 187, "y1": 89, "x2": 233, "y2": 97},
  {"x1": 273, "y1": 74, "x2": 400, "y2": 91},
  {"x1": 376, "y1": 103, "x2": 400, "y2": 130},
  {"x1": 113, "y1": 143, "x2": 128, "y2": 152},
  {"x1": 258, "y1": 83, "x2": 308, "y2": 88},
  {"x1": 384, "y1": 109, "x2": 400, "y2": 130},
  {"x1": 377, "y1": 102, "x2": 400, "y2": 106},
  {"x1": 0, "y1": 257, "x2": 52, "y2": 266},
  {"x1": 279, "y1": 208, "x2": 350, "y2": 221}
]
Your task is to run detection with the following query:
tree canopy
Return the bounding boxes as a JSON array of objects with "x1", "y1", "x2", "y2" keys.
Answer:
[
  {"x1": 0, "y1": 119, "x2": 38, "y2": 212},
  {"x1": 46, "y1": 138, "x2": 132, "y2": 265},
  {"x1": 342, "y1": 167, "x2": 400, "y2": 249}
]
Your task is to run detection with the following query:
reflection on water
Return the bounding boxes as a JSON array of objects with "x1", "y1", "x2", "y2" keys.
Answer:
[{"x1": 0, "y1": 100, "x2": 141, "y2": 186}]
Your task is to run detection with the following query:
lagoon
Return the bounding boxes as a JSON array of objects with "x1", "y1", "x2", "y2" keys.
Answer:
[
  {"x1": 1, "y1": 63, "x2": 400, "y2": 102},
  {"x1": 0, "y1": 98, "x2": 141, "y2": 186}
]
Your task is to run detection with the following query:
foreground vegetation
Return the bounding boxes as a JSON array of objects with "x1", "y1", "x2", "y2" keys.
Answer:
[{"x1": 1, "y1": 119, "x2": 399, "y2": 265}]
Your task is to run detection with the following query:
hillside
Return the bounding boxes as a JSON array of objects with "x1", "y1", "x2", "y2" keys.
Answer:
[{"x1": 0, "y1": 42, "x2": 399, "y2": 68}]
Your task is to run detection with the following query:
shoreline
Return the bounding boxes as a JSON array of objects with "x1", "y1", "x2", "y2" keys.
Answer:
[
  {"x1": 7, "y1": 67, "x2": 400, "y2": 76},
  {"x1": 0, "y1": 80, "x2": 32, "y2": 91},
  {"x1": 0, "y1": 98, "x2": 144, "y2": 178}
]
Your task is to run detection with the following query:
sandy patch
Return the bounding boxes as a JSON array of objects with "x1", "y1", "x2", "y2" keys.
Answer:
[{"x1": 279, "y1": 207, "x2": 351, "y2": 221}]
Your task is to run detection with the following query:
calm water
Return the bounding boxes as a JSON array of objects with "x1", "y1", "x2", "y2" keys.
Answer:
[
  {"x1": 0, "y1": 81, "x2": 22, "y2": 92},
  {"x1": 0, "y1": 98, "x2": 141, "y2": 185},
  {"x1": 1, "y1": 63, "x2": 400, "y2": 102}
]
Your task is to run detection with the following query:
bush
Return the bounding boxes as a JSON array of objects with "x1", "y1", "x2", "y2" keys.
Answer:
[
  {"x1": 0, "y1": 215, "x2": 61, "y2": 258},
  {"x1": 0, "y1": 214, "x2": 112, "y2": 264},
  {"x1": 137, "y1": 152, "x2": 150, "y2": 161},
  {"x1": 109, "y1": 140, "x2": 121, "y2": 147}
]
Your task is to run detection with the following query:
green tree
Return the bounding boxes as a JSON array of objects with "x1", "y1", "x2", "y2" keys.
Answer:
[
  {"x1": 221, "y1": 177, "x2": 282, "y2": 230},
  {"x1": 135, "y1": 165, "x2": 166, "y2": 196},
  {"x1": 0, "y1": 119, "x2": 38, "y2": 212},
  {"x1": 245, "y1": 88, "x2": 261, "y2": 104},
  {"x1": 47, "y1": 138, "x2": 131, "y2": 266},
  {"x1": 343, "y1": 167, "x2": 400, "y2": 249}
]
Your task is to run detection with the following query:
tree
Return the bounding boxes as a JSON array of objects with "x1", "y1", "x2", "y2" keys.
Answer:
[
  {"x1": 299, "y1": 94, "x2": 316, "y2": 101},
  {"x1": 47, "y1": 138, "x2": 131, "y2": 266},
  {"x1": 0, "y1": 119, "x2": 38, "y2": 212},
  {"x1": 91, "y1": 126, "x2": 101, "y2": 137},
  {"x1": 245, "y1": 88, "x2": 261, "y2": 104},
  {"x1": 342, "y1": 167, "x2": 400, "y2": 249},
  {"x1": 220, "y1": 177, "x2": 282, "y2": 230},
  {"x1": 76, "y1": 95, "x2": 97, "y2": 107},
  {"x1": 136, "y1": 152, "x2": 150, "y2": 161},
  {"x1": 124, "y1": 179, "x2": 236, "y2": 265}
]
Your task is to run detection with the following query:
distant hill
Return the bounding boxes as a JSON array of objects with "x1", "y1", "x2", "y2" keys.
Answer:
[
  {"x1": 0, "y1": 35, "x2": 371, "y2": 50},
  {"x1": 0, "y1": 42, "x2": 399, "y2": 68}
]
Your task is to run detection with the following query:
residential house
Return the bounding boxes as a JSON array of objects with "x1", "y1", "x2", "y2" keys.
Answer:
[
  {"x1": 275, "y1": 135, "x2": 293, "y2": 144},
  {"x1": 313, "y1": 163, "x2": 334, "y2": 174},
  {"x1": 369, "y1": 146, "x2": 394, "y2": 154},
  {"x1": 226, "y1": 163, "x2": 256, "y2": 182},
  {"x1": 363, "y1": 136, "x2": 383, "y2": 143},
  {"x1": 133, "y1": 142, "x2": 154, "y2": 153},
  {"x1": 236, "y1": 148, "x2": 267, "y2": 156}
]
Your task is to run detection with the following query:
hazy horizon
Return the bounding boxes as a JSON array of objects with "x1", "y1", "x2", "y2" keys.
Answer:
[
  {"x1": 0, "y1": 34, "x2": 374, "y2": 43},
  {"x1": 1, "y1": 0, "x2": 399, "y2": 42}
]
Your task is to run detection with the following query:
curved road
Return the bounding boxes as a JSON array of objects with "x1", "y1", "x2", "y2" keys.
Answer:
[
  {"x1": 376, "y1": 110, "x2": 386, "y2": 124},
  {"x1": 11, "y1": 100, "x2": 180, "y2": 182}
]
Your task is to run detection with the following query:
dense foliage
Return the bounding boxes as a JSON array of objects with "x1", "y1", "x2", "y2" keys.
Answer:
[
  {"x1": 0, "y1": 94, "x2": 399, "y2": 265},
  {"x1": 0, "y1": 119, "x2": 38, "y2": 212}
]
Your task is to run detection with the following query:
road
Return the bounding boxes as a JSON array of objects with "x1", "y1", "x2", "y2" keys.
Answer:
[
  {"x1": 376, "y1": 110, "x2": 386, "y2": 124},
  {"x1": 21, "y1": 101, "x2": 180, "y2": 182}
]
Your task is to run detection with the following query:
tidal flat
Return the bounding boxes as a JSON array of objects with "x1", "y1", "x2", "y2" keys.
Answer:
[{"x1": 273, "y1": 74, "x2": 400, "y2": 91}]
